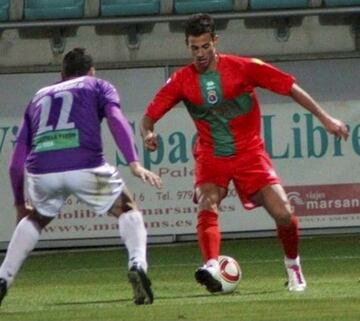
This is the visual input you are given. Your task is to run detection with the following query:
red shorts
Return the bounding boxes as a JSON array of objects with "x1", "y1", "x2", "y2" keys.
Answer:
[{"x1": 194, "y1": 149, "x2": 281, "y2": 209}]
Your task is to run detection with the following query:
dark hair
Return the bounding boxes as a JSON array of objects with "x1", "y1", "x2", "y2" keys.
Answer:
[
  {"x1": 62, "y1": 48, "x2": 93, "y2": 77},
  {"x1": 185, "y1": 13, "x2": 215, "y2": 40}
]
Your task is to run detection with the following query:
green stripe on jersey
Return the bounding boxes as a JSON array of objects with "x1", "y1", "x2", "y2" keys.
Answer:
[
  {"x1": 34, "y1": 128, "x2": 80, "y2": 153},
  {"x1": 185, "y1": 71, "x2": 253, "y2": 156}
]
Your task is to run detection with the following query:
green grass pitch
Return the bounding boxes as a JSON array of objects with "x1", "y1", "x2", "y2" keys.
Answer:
[{"x1": 0, "y1": 234, "x2": 359, "y2": 321}]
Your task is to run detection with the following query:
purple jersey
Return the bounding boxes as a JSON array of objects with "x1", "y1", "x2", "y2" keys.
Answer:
[{"x1": 17, "y1": 76, "x2": 120, "y2": 174}]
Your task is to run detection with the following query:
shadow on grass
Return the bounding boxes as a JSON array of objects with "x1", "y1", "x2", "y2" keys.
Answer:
[
  {"x1": 148, "y1": 289, "x2": 283, "y2": 301},
  {"x1": 51, "y1": 293, "x2": 215, "y2": 307},
  {"x1": 52, "y1": 298, "x2": 132, "y2": 306},
  {"x1": 51, "y1": 288, "x2": 284, "y2": 307}
]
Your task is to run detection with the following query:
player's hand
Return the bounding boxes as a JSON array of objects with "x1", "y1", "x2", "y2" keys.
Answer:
[
  {"x1": 323, "y1": 117, "x2": 349, "y2": 141},
  {"x1": 129, "y1": 161, "x2": 163, "y2": 189},
  {"x1": 143, "y1": 132, "x2": 158, "y2": 151}
]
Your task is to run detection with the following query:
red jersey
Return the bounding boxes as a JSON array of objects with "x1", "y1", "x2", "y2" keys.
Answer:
[{"x1": 145, "y1": 54, "x2": 295, "y2": 157}]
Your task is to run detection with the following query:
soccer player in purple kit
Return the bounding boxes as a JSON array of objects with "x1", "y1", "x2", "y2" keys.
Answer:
[{"x1": 0, "y1": 48, "x2": 161, "y2": 305}]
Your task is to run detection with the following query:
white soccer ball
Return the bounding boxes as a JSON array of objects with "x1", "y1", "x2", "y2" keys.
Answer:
[{"x1": 218, "y1": 255, "x2": 241, "y2": 293}]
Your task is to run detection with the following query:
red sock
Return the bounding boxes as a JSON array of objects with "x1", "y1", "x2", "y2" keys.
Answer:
[
  {"x1": 196, "y1": 210, "x2": 221, "y2": 262},
  {"x1": 277, "y1": 215, "x2": 299, "y2": 259}
]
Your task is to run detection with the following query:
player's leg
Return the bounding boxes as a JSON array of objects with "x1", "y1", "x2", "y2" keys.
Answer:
[
  {"x1": 0, "y1": 210, "x2": 53, "y2": 305},
  {"x1": 0, "y1": 172, "x2": 62, "y2": 305},
  {"x1": 233, "y1": 150, "x2": 306, "y2": 292},
  {"x1": 108, "y1": 187, "x2": 148, "y2": 273},
  {"x1": 193, "y1": 151, "x2": 230, "y2": 293},
  {"x1": 108, "y1": 187, "x2": 153, "y2": 305},
  {"x1": 196, "y1": 183, "x2": 226, "y2": 266},
  {"x1": 194, "y1": 183, "x2": 227, "y2": 293},
  {"x1": 71, "y1": 164, "x2": 153, "y2": 304},
  {"x1": 252, "y1": 184, "x2": 306, "y2": 291}
]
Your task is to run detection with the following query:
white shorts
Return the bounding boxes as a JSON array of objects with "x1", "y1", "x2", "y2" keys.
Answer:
[{"x1": 27, "y1": 163, "x2": 124, "y2": 217}]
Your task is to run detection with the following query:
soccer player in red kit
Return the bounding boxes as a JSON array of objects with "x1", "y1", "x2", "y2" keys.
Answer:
[{"x1": 141, "y1": 13, "x2": 349, "y2": 292}]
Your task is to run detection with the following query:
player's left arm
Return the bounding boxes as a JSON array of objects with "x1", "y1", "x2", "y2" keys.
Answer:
[
  {"x1": 290, "y1": 83, "x2": 349, "y2": 140},
  {"x1": 247, "y1": 59, "x2": 348, "y2": 141},
  {"x1": 105, "y1": 104, "x2": 162, "y2": 189},
  {"x1": 105, "y1": 103, "x2": 139, "y2": 164}
]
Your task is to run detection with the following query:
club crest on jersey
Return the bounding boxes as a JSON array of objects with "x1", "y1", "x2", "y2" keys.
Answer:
[
  {"x1": 207, "y1": 89, "x2": 218, "y2": 104},
  {"x1": 205, "y1": 81, "x2": 218, "y2": 104}
]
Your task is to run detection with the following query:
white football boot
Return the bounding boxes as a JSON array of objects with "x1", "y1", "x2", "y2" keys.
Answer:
[{"x1": 285, "y1": 256, "x2": 307, "y2": 292}]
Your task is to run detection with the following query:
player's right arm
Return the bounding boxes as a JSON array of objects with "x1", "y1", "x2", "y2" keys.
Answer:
[
  {"x1": 141, "y1": 72, "x2": 183, "y2": 151},
  {"x1": 141, "y1": 115, "x2": 157, "y2": 152},
  {"x1": 105, "y1": 103, "x2": 162, "y2": 189},
  {"x1": 99, "y1": 76, "x2": 163, "y2": 189}
]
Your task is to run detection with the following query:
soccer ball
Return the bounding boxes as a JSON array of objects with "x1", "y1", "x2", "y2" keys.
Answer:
[{"x1": 218, "y1": 255, "x2": 241, "y2": 293}]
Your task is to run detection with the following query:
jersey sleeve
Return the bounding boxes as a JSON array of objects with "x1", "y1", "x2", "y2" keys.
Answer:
[
  {"x1": 9, "y1": 114, "x2": 32, "y2": 205},
  {"x1": 246, "y1": 58, "x2": 295, "y2": 95},
  {"x1": 145, "y1": 71, "x2": 183, "y2": 122},
  {"x1": 97, "y1": 79, "x2": 121, "y2": 117},
  {"x1": 105, "y1": 103, "x2": 139, "y2": 164},
  {"x1": 9, "y1": 141, "x2": 30, "y2": 205},
  {"x1": 16, "y1": 111, "x2": 32, "y2": 147}
]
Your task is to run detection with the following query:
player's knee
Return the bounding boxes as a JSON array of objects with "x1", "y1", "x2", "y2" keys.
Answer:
[
  {"x1": 268, "y1": 200, "x2": 293, "y2": 225},
  {"x1": 109, "y1": 189, "x2": 138, "y2": 217},
  {"x1": 198, "y1": 199, "x2": 219, "y2": 212},
  {"x1": 29, "y1": 210, "x2": 53, "y2": 228},
  {"x1": 275, "y1": 215, "x2": 291, "y2": 226},
  {"x1": 273, "y1": 207, "x2": 293, "y2": 225},
  {"x1": 197, "y1": 193, "x2": 220, "y2": 212}
]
